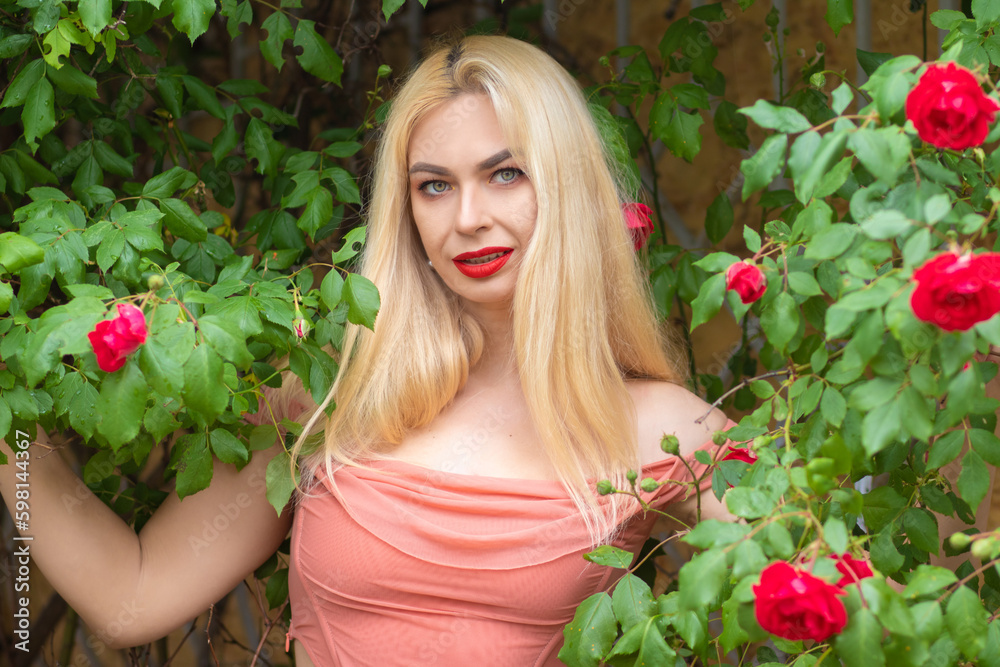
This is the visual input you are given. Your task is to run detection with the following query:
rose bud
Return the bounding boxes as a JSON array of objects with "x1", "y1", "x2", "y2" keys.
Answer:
[
  {"x1": 622, "y1": 202, "x2": 654, "y2": 251},
  {"x1": 88, "y1": 303, "x2": 148, "y2": 373},
  {"x1": 725, "y1": 261, "x2": 767, "y2": 304}
]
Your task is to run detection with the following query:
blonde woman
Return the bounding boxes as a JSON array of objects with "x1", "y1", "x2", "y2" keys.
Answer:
[{"x1": 0, "y1": 35, "x2": 732, "y2": 666}]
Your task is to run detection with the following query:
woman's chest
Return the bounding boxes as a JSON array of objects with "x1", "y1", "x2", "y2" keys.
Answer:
[{"x1": 386, "y1": 386, "x2": 559, "y2": 480}]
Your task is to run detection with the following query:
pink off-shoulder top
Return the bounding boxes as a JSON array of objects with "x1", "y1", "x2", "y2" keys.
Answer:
[{"x1": 282, "y1": 424, "x2": 731, "y2": 666}]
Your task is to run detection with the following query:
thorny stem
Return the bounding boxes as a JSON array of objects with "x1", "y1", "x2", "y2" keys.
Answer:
[{"x1": 695, "y1": 369, "x2": 791, "y2": 423}]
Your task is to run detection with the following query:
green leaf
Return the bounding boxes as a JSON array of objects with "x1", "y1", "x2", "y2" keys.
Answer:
[
  {"x1": 382, "y1": 0, "x2": 406, "y2": 21},
  {"x1": 606, "y1": 618, "x2": 676, "y2": 662},
  {"x1": 558, "y1": 593, "x2": 617, "y2": 667},
  {"x1": 583, "y1": 545, "x2": 634, "y2": 569},
  {"x1": 804, "y1": 224, "x2": 857, "y2": 260},
  {"x1": 0, "y1": 35, "x2": 33, "y2": 59},
  {"x1": 79, "y1": 0, "x2": 111, "y2": 36},
  {"x1": 330, "y1": 226, "x2": 367, "y2": 264},
  {"x1": 612, "y1": 573, "x2": 655, "y2": 630},
  {"x1": 860, "y1": 210, "x2": 912, "y2": 240},
  {"x1": 159, "y1": 198, "x2": 208, "y2": 242},
  {"x1": 946, "y1": 585, "x2": 988, "y2": 660},
  {"x1": 22, "y1": 77, "x2": 55, "y2": 149},
  {"x1": 182, "y1": 345, "x2": 228, "y2": 427},
  {"x1": 849, "y1": 128, "x2": 912, "y2": 187},
  {"x1": 679, "y1": 549, "x2": 728, "y2": 611},
  {"x1": 862, "y1": 400, "x2": 901, "y2": 456},
  {"x1": 903, "y1": 508, "x2": 939, "y2": 555},
  {"x1": 198, "y1": 315, "x2": 253, "y2": 369},
  {"x1": 294, "y1": 19, "x2": 343, "y2": 85},
  {"x1": 683, "y1": 520, "x2": 750, "y2": 549},
  {"x1": 759, "y1": 292, "x2": 799, "y2": 350},
  {"x1": 209, "y1": 428, "x2": 249, "y2": 466},
  {"x1": 969, "y1": 428, "x2": 1000, "y2": 465},
  {"x1": 264, "y1": 567, "x2": 289, "y2": 609},
  {"x1": 979, "y1": 621, "x2": 1000, "y2": 667},
  {"x1": 650, "y1": 93, "x2": 703, "y2": 162},
  {"x1": 957, "y1": 449, "x2": 990, "y2": 510},
  {"x1": 821, "y1": 386, "x2": 847, "y2": 427},
  {"x1": 690, "y1": 273, "x2": 726, "y2": 330},
  {"x1": 1, "y1": 60, "x2": 44, "y2": 109},
  {"x1": 741, "y1": 133, "x2": 787, "y2": 200},
  {"x1": 0, "y1": 281, "x2": 11, "y2": 315},
  {"x1": 245, "y1": 117, "x2": 285, "y2": 176},
  {"x1": 904, "y1": 565, "x2": 958, "y2": 599},
  {"x1": 834, "y1": 608, "x2": 884, "y2": 667},
  {"x1": 831, "y1": 82, "x2": 853, "y2": 115},
  {"x1": 96, "y1": 362, "x2": 148, "y2": 450},
  {"x1": 93, "y1": 141, "x2": 134, "y2": 178},
  {"x1": 725, "y1": 487, "x2": 776, "y2": 518},
  {"x1": 705, "y1": 192, "x2": 734, "y2": 244},
  {"x1": 261, "y1": 11, "x2": 293, "y2": 70},
  {"x1": 298, "y1": 187, "x2": 333, "y2": 239},
  {"x1": 863, "y1": 486, "x2": 907, "y2": 536},
  {"x1": 320, "y1": 269, "x2": 344, "y2": 309},
  {"x1": 343, "y1": 273, "x2": 380, "y2": 330},
  {"x1": 181, "y1": 75, "x2": 225, "y2": 120},
  {"x1": 740, "y1": 99, "x2": 812, "y2": 133},
  {"x1": 825, "y1": 0, "x2": 854, "y2": 35},
  {"x1": 927, "y1": 430, "x2": 964, "y2": 470},
  {"x1": 172, "y1": 0, "x2": 215, "y2": 43},
  {"x1": 265, "y1": 448, "x2": 298, "y2": 515},
  {"x1": 0, "y1": 398, "x2": 11, "y2": 441},
  {"x1": 788, "y1": 271, "x2": 822, "y2": 296},
  {"x1": 175, "y1": 434, "x2": 214, "y2": 499},
  {"x1": 142, "y1": 166, "x2": 196, "y2": 199},
  {"x1": 795, "y1": 130, "x2": 849, "y2": 204},
  {"x1": 47, "y1": 64, "x2": 99, "y2": 98},
  {"x1": 0, "y1": 232, "x2": 45, "y2": 272},
  {"x1": 973, "y1": 0, "x2": 1000, "y2": 29}
]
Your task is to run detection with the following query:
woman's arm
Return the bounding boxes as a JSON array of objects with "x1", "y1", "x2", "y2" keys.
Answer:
[{"x1": 0, "y1": 431, "x2": 292, "y2": 649}]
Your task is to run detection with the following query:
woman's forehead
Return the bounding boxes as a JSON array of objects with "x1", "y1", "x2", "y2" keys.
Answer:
[{"x1": 406, "y1": 94, "x2": 511, "y2": 168}]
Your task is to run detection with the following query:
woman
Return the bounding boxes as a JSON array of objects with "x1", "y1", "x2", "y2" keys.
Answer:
[{"x1": 0, "y1": 35, "x2": 732, "y2": 666}]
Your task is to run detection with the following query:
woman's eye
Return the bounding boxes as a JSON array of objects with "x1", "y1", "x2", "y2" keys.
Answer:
[
  {"x1": 493, "y1": 168, "x2": 522, "y2": 184},
  {"x1": 421, "y1": 180, "x2": 450, "y2": 195}
]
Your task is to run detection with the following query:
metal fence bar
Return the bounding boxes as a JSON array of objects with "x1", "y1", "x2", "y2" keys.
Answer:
[{"x1": 855, "y1": 0, "x2": 872, "y2": 85}]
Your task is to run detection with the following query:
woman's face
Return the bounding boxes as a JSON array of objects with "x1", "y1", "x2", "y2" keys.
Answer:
[{"x1": 407, "y1": 93, "x2": 537, "y2": 313}]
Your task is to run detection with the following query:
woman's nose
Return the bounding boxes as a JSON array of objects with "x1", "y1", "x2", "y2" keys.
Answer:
[{"x1": 455, "y1": 185, "x2": 492, "y2": 235}]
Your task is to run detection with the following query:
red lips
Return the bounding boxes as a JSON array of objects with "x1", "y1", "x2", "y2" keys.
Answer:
[{"x1": 452, "y1": 246, "x2": 513, "y2": 278}]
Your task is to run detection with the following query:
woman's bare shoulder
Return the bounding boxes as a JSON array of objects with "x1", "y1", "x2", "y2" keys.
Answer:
[{"x1": 627, "y1": 379, "x2": 730, "y2": 465}]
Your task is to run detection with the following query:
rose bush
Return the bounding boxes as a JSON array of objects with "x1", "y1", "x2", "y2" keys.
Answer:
[
  {"x1": 906, "y1": 62, "x2": 1000, "y2": 150},
  {"x1": 561, "y1": 4, "x2": 1000, "y2": 667}
]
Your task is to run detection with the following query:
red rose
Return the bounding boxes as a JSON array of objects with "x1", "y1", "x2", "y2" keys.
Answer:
[
  {"x1": 752, "y1": 561, "x2": 847, "y2": 642},
  {"x1": 622, "y1": 202, "x2": 654, "y2": 250},
  {"x1": 725, "y1": 261, "x2": 767, "y2": 304},
  {"x1": 721, "y1": 444, "x2": 757, "y2": 465},
  {"x1": 88, "y1": 303, "x2": 148, "y2": 372},
  {"x1": 906, "y1": 62, "x2": 1000, "y2": 150},
  {"x1": 832, "y1": 554, "x2": 874, "y2": 589},
  {"x1": 910, "y1": 251, "x2": 1000, "y2": 331}
]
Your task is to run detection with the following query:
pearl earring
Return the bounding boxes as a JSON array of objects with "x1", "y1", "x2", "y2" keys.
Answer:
[{"x1": 428, "y1": 259, "x2": 434, "y2": 269}]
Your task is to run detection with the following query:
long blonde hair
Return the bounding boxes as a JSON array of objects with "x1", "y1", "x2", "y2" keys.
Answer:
[{"x1": 292, "y1": 35, "x2": 682, "y2": 542}]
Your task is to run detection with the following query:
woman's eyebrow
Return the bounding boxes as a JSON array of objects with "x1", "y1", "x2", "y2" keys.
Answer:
[
  {"x1": 408, "y1": 149, "x2": 513, "y2": 177},
  {"x1": 477, "y1": 149, "x2": 512, "y2": 171}
]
